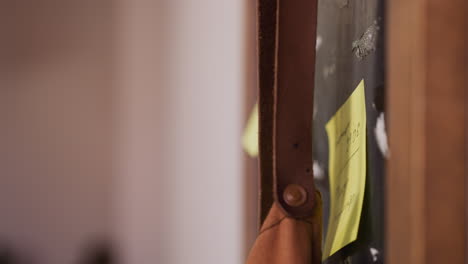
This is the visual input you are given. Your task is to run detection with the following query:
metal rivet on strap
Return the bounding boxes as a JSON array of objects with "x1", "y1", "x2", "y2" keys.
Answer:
[{"x1": 283, "y1": 184, "x2": 307, "y2": 207}]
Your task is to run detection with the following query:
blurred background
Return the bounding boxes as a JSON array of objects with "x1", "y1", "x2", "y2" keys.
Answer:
[{"x1": 0, "y1": 1, "x2": 257, "y2": 263}]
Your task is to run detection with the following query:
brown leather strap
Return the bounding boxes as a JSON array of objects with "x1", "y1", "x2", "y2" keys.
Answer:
[
  {"x1": 274, "y1": 0, "x2": 318, "y2": 218},
  {"x1": 273, "y1": 0, "x2": 317, "y2": 217},
  {"x1": 258, "y1": 0, "x2": 318, "y2": 221},
  {"x1": 258, "y1": 0, "x2": 278, "y2": 224}
]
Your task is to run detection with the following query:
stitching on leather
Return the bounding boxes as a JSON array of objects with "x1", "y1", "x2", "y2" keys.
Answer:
[
  {"x1": 258, "y1": 216, "x2": 314, "y2": 237},
  {"x1": 258, "y1": 216, "x2": 287, "y2": 236}
]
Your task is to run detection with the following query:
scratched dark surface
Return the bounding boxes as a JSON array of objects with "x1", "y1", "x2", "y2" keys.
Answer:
[{"x1": 312, "y1": 0, "x2": 386, "y2": 263}]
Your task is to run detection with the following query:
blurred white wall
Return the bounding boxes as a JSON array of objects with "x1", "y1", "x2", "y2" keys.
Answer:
[
  {"x1": 114, "y1": 0, "x2": 244, "y2": 263},
  {"x1": 163, "y1": 0, "x2": 245, "y2": 262},
  {"x1": 1, "y1": 1, "x2": 246, "y2": 263}
]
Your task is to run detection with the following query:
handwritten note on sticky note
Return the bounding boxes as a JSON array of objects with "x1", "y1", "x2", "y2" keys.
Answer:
[
  {"x1": 242, "y1": 103, "x2": 259, "y2": 157},
  {"x1": 323, "y1": 80, "x2": 367, "y2": 259}
]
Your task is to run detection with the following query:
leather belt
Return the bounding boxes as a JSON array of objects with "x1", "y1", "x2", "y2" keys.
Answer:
[{"x1": 258, "y1": 0, "x2": 318, "y2": 222}]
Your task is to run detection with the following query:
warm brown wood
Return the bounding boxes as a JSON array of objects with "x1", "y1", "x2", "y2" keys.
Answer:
[{"x1": 387, "y1": 0, "x2": 466, "y2": 263}]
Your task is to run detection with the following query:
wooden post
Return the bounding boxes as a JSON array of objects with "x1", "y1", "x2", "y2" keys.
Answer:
[{"x1": 387, "y1": 0, "x2": 466, "y2": 263}]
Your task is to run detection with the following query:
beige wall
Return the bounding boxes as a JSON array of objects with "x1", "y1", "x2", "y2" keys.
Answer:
[{"x1": 1, "y1": 1, "x2": 245, "y2": 263}]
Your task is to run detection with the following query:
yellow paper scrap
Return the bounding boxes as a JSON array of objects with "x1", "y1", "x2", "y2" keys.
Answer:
[
  {"x1": 323, "y1": 80, "x2": 367, "y2": 259},
  {"x1": 242, "y1": 103, "x2": 259, "y2": 157}
]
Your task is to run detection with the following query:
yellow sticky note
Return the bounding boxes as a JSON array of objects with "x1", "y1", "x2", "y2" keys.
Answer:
[
  {"x1": 242, "y1": 103, "x2": 259, "y2": 157},
  {"x1": 323, "y1": 80, "x2": 367, "y2": 259}
]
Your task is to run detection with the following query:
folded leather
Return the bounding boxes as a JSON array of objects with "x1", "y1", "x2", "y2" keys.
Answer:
[{"x1": 246, "y1": 192, "x2": 323, "y2": 264}]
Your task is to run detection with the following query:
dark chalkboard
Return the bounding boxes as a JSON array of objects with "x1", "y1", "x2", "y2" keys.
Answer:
[{"x1": 312, "y1": 0, "x2": 386, "y2": 263}]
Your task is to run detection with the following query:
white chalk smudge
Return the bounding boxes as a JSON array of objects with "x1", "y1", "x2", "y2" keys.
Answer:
[
  {"x1": 313, "y1": 102, "x2": 318, "y2": 119},
  {"x1": 322, "y1": 63, "x2": 336, "y2": 79},
  {"x1": 313, "y1": 160, "x2": 324, "y2": 180},
  {"x1": 336, "y1": 0, "x2": 349, "y2": 8},
  {"x1": 370, "y1": 247, "x2": 380, "y2": 262},
  {"x1": 375, "y1": 112, "x2": 389, "y2": 158},
  {"x1": 316, "y1": 35, "x2": 323, "y2": 51}
]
